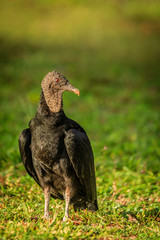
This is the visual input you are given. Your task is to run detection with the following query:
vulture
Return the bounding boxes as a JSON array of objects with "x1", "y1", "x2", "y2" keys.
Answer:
[{"x1": 19, "y1": 71, "x2": 98, "y2": 221}]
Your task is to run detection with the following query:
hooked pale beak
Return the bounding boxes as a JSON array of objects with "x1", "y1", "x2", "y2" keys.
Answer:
[
  {"x1": 72, "y1": 88, "x2": 80, "y2": 96},
  {"x1": 67, "y1": 84, "x2": 80, "y2": 96}
]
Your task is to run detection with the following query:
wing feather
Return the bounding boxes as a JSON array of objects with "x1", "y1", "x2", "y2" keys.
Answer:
[
  {"x1": 64, "y1": 129, "x2": 98, "y2": 210},
  {"x1": 19, "y1": 128, "x2": 40, "y2": 186}
]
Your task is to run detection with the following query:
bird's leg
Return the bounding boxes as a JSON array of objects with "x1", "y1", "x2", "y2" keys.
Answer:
[
  {"x1": 43, "y1": 186, "x2": 50, "y2": 220},
  {"x1": 63, "y1": 186, "x2": 71, "y2": 222}
]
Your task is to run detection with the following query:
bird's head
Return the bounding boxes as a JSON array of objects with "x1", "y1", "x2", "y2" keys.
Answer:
[{"x1": 41, "y1": 71, "x2": 80, "y2": 96}]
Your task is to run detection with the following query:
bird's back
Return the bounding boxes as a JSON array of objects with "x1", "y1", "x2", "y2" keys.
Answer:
[{"x1": 29, "y1": 114, "x2": 88, "y2": 202}]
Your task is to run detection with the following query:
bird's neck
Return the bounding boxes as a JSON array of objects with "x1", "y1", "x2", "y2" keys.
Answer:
[
  {"x1": 37, "y1": 90, "x2": 64, "y2": 117},
  {"x1": 44, "y1": 86, "x2": 63, "y2": 113}
]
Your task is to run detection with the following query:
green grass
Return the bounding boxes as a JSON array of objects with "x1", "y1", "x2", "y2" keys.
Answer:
[{"x1": 0, "y1": 0, "x2": 160, "y2": 239}]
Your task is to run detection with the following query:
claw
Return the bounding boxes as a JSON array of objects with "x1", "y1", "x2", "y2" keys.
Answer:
[
  {"x1": 63, "y1": 215, "x2": 69, "y2": 222},
  {"x1": 43, "y1": 213, "x2": 49, "y2": 220}
]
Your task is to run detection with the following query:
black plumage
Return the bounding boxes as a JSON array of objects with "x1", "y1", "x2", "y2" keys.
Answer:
[{"x1": 19, "y1": 71, "x2": 98, "y2": 220}]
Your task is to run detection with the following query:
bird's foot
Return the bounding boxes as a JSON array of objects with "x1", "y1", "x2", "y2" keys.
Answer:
[
  {"x1": 63, "y1": 215, "x2": 69, "y2": 222},
  {"x1": 43, "y1": 213, "x2": 49, "y2": 220}
]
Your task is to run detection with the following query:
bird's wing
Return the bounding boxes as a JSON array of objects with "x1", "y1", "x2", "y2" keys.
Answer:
[
  {"x1": 19, "y1": 128, "x2": 40, "y2": 186},
  {"x1": 64, "y1": 129, "x2": 98, "y2": 210}
]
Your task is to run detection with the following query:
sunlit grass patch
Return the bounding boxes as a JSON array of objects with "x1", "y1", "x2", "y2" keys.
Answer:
[{"x1": 0, "y1": 165, "x2": 159, "y2": 239}]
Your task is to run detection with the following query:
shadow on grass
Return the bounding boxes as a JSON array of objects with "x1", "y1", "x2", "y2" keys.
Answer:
[{"x1": 121, "y1": 208, "x2": 160, "y2": 223}]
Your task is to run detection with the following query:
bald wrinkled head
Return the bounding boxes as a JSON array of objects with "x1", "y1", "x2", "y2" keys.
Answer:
[
  {"x1": 41, "y1": 71, "x2": 79, "y2": 113},
  {"x1": 41, "y1": 71, "x2": 80, "y2": 96}
]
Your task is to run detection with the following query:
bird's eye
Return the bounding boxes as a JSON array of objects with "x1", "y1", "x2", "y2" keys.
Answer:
[{"x1": 56, "y1": 78, "x2": 60, "y2": 83}]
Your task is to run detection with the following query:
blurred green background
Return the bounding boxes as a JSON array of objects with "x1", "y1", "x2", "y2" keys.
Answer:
[{"x1": 0, "y1": 0, "x2": 160, "y2": 172}]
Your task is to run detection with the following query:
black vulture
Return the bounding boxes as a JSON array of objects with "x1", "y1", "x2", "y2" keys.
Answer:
[{"x1": 19, "y1": 71, "x2": 98, "y2": 221}]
